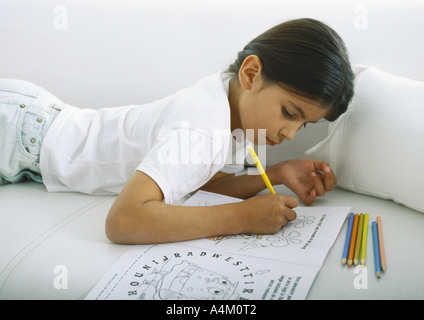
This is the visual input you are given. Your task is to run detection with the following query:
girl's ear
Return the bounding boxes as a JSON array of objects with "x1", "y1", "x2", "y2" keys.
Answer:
[{"x1": 238, "y1": 55, "x2": 263, "y2": 90}]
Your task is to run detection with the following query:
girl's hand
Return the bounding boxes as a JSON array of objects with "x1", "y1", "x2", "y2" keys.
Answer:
[
  {"x1": 268, "y1": 159, "x2": 337, "y2": 206},
  {"x1": 241, "y1": 194, "x2": 298, "y2": 234}
]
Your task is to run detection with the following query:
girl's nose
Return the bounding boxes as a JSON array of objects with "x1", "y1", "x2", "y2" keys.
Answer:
[{"x1": 280, "y1": 127, "x2": 297, "y2": 141}]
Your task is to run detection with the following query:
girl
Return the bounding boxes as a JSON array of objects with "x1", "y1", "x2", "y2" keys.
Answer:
[{"x1": 0, "y1": 18, "x2": 354, "y2": 244}]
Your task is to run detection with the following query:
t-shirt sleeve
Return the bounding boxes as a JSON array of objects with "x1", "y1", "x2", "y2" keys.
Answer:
[{"x1": 136, "y1": 125, "x2": 228, "y2": 204}]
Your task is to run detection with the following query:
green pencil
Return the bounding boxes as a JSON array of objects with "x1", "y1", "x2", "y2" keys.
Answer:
[{"x1": 361, "y1": 213, "x2": 369, "y2": 266}]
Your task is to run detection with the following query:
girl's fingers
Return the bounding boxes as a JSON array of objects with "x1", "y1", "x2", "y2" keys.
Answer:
[{"x1": 310, "y1": 172, "x2": 325, "y2": 196}]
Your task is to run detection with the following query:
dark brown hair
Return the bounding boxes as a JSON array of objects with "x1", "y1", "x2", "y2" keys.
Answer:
[{"x1": 227, "y1": 18, "x2": 354, "y2": 121}]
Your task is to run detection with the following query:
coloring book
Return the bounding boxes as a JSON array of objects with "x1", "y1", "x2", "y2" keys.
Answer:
[{"x1": 85, "y1": 191, "x2": 350, "y2": 300}]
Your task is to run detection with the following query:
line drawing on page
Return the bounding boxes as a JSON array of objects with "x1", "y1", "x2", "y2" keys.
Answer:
[
  {"x1": 207, "y1": 215, "x2": 317, "y2": 252},
  {"x1": 134, "y1": 259, "x2": 240, "y2": 300}
]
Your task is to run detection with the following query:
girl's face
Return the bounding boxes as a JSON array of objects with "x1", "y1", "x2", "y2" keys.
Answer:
[{"x1": 238, "y1": 82, "x2": 328, "y2": 145}]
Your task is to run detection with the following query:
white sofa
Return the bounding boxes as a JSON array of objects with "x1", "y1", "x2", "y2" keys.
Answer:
[{"x1": 1, "y1": 0, "x2": 423, "y2": 300}]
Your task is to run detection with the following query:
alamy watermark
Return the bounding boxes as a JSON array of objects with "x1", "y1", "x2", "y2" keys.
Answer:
[
  {"x1": 353, "y1": 5, "x2": 368, "y2": 30},
  {"x1": 353, "y1": 265, "x2": 368, "y2": 290},
  {"x1": 53, "y1": 265, "x2": 68, "y2": 290},
  {"x1": 53, "y1": 5, "x2": 68, "y2": 30},
  {"x1": 155, "y1": 121, "x2": 267, "y2": 173}
]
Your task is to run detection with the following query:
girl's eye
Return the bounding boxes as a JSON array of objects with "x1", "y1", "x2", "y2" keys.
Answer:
[
  {"x1": 298, "y1": 123, "x2": 308, "y2": 132},
  {"x1": 283, "y1": 107, "x2": 293, "y2": 119}
]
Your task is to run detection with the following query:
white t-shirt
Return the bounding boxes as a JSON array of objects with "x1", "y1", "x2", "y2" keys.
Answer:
[{"x1": 40, "y1": 72, "x2": 247, "y2": 204}]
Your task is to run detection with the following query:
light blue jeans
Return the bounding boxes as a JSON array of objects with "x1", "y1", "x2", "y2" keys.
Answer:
[{"x1": 0, "y1": 79, "x2": 63, "y2": 185}]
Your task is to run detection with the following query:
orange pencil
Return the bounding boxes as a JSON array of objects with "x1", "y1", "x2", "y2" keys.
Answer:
[
  {"x1": 377, "y1": 216, "x2": 386, "y2": 272},
  {"x1": 347, "y1": 214, "x2": 359, "y2": 267},
  {"x1": 354, "y1": 214, "x2": 364, "y2": 265}
]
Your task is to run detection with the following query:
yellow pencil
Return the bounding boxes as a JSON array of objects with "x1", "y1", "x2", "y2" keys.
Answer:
[
  {"x1": 248, "y1": 145, "x2": 275, "y2": 194},
  {"x1": 361, "y1": 213, "x2": 369, "y2": 266},
  {"x1": 354, "y1": 213, "x2": 364, "y2": 265}
]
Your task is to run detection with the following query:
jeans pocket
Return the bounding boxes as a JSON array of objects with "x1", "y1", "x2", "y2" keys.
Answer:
[{"x1": 21, "y1": 111, "x2": 45, "y2": 156}]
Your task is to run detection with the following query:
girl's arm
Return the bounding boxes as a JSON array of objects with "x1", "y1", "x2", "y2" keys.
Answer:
[
  {"x1": 201, "y1": 159, "x2": 338, "y2": 205},
  {"x1": 199, "y1": 171, "x2": 270, "y2": 199},
  {"x1": 105, "y1": 171, "x2": 298, "y2": 244}
]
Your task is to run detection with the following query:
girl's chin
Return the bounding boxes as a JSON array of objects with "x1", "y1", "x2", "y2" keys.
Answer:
[{"x1": 266, "y1": 137, "x2": 276, "y2": 146}]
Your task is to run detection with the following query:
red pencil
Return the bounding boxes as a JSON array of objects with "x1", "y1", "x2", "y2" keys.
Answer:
[{"x1": 347, "y1": 214, "x2": 359, "y2": 267}]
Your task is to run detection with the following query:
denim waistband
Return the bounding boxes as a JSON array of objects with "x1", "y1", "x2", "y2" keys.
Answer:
[{"x1": 0, "y1": 79, "x2": 63, "y2": 184}]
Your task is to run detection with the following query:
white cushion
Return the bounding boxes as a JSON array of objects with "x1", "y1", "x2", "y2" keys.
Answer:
[{"x1": 305, "y1": 66, "x2": 424, "y2": 213}]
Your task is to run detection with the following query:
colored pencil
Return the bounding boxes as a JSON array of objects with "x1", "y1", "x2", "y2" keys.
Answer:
[
  {"x1": 377, "y1": 216, "x2": 386, "y2": 272},
  {"x1": 248, "y1": 145, "x2": 275, "y2": 194},
  {"x1": 360, "y1": 213, "x2": 369, "y2": 266},
  {"x1": 353, "y1": 213, "x2": 364, "y2": 265},
  {"x1": 342, "y1": 213, "x2": 355, "y2": 265},
  {"x1": 372, "y1": 221, "x2": 382, "y2": 278},
  {"x1": 347, "y1": 214, "x2": 359, "y2": 267}
]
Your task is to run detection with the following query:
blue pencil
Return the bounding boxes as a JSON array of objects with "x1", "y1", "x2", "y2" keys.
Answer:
[
  {"x1": 342, "y1": 213, "x2": 355, "y2": 265},
  {"x1": 372, "y1": 221, "x2": 382, "y2": 278}
]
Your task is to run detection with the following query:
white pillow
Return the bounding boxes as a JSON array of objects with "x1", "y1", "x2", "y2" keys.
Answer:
[{"x1": 305, "y1": 66, "x2": 424, "y2": 213}]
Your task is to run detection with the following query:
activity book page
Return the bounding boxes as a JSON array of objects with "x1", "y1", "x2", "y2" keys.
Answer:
[
  {"x1": 85, "y1": 191, "x2": 350, "y2": 300},
  {"x1": 181, "y1": 191, "x2": 350, "y2": 268}
]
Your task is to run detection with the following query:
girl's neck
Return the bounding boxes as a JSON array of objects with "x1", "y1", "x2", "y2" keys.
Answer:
[{"x1": 228, "y1": 77, "x2": 242, "y2": 132}]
